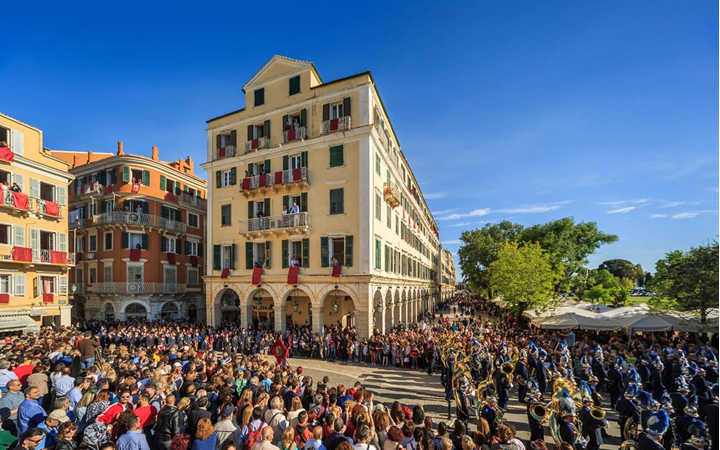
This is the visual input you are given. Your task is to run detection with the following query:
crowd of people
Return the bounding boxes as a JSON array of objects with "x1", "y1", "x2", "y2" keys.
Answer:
[{"x1": 0, "y1": 292, "x2": 713, "y2": 450}]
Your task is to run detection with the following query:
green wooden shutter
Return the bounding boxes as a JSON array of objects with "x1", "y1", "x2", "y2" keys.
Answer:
[
  {"x1": 213, "y1": 245, "x2": 221, "y2": 270},
  {"x1": 122, "y1": 167, "x2": 130, "y2": 183},
  {"x1": 322, "y1": 104, "x2": 329, "y2": 121},
  {"x1": 141, "y1": 234, "x2": 149, "y2": 250},
  {"x1": 301, "y1": 151, "x2": 308, "y2": 168},
  {"x1": 247, "y1": 125, "x2": 253, "y2": 141},
  {"x1": 320, "y1": 237, "x2": 329, "y2": 267},
  {"x1": 343, "y1": 97, "x2": 351, "y2": 117},
  {"x1": 142, "y1": 170, "x2": 150, "y2": 186},
  {"x1": 302, "y1": 238, "x2": 309, "y2": 268},
  {"x1": 282, "y1": 240, "x2": 288, "y2": 269},
  {"x1": 185, "y1": 240, "x2": 190, "y2": 255},
  {"x1": 247, "y1": 163, "x2": 253, "y2": 176},
  {"x1": 264, "y1": 159, "x2": 270, "y2": 172},
  {"x1": 230, "y1": 168, "x2": 237, "y2": 185},
  {"x1": 161, "y1": 236, "x2": 167, "y2": 252},
  {"x1": 300, "y1": 109, "x2": 307, "y2": 128},
  {"x1": 264, "y1": 120, "x2": 271, "y2": 140},
  {"x1": 282, "y1": 115, "x2": 289, "y2": 130},
  {"x1": 160, "y1": 175, "x2": 167, "y2": 191},
  {"x1": 345, "y1": 236, "x2": 353, "y2": 267},
  {"x1": 245, "y1": 243, "x2": 253, "y2": 269},
  {"x1": 231, "y1": 244, "x2": 237, "y2": 269},
  {"x1": 264, "y1": 198, "x2": 270, "y2": 216},
  {"x1": 300, "y1": 192, "x2": 308, "y2": 212},
  {"x1": 283, "y1": 155, "x2": 289, "y2": 170},
  {"x1": 283, "y1": 195, "x2": 289, "y2": 211},
  {"x1": 264, "y1": 242, "x2": 271, "y2": 269},
  {"x1": 121, "y1": 232, "x2": 129, "y2": 249},
  {"x1": 248, "y1": 201, "x2": 253, "y2": 219}
]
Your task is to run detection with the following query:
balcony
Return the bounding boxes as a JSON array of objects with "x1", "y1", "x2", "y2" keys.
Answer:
[
  {"x1": 245, "y1": 136, "x2": 270, "y2": 153},
  {"x1": 216, "y1": 145, "x2": 237, "y2": 160},
  {"x1": 32, "y1": 199, "x2": 62, "y2": 220},
  {"x1": 239, "y1": 212, "x2": 310, "y2": 238},
  {"x1": 322, "y1": 116, "x2": 351, "y2": 134},
  {"x1": 383, "y1": 182, "x2": 401, "y2": 208},
  {"x1": 87, "y1": 282, "x2": 188, "y2": 295},
  {"x1": 77, "y1": 182, "x2": 105, "y2": 197},
  {"x1": 179, "y1": 193, "x2": 207, "y2": 210},
  {"x1": 0, "y1": 190, "x2": 29, "y2": 213},
  {"x1": 0, "y1": 248, "x2": 74, "y2": 266},
  {"x1": 241, "y1": 167, "x2": 309, "y2": 197},
  {"x1": 282, "y1": 127, "x2": 307, "y2": 144},
  {"x1": 92, "y1": 211, "x2": 187, "y2": 233}
]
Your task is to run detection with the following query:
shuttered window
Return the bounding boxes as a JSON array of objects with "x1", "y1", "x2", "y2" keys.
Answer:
[
  {"x1": 329, "y1": 188, "x2": 344, "y2": 214},
  {"x1": 254, "y1": 88, "x2": 265, "y2": 106},
  {"x1": 329, "y1": 146, "x2": 344, "y2": 167},
  {"x1": 289, "y1": 76, "x2": 300, "y2": 95},
  {"x1": 221, "y1": 205, "x2": 231, "y2": 226}
]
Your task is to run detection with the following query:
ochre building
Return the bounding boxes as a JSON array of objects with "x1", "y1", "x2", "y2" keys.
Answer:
[
  {"x1": 203, "y1": 56, "x2": 447, "y2": 337},
  {"x1": 51, "y1": 143, "x2": 207, "y2": 322},
  {"x1": 0, "y1": 113, "x2": 74, "y2": 331},
  {"x1": 440, "y1": 248, "x2": 457, "y2": 301}
]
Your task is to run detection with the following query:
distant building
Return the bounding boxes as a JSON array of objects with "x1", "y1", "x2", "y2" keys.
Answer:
[
  {"x1": 50, "y1": 143, "x2": 207, "y2": 321},
  {"x1": 0, "y1": 113, "x2": 75, "y2": 331},
  {"x1": 440, "y1": 248, "x2": 457, "y2": 301}
]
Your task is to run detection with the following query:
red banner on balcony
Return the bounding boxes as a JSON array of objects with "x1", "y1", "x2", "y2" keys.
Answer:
[
  {"x1": 242, "y1": 178, "x2": 250, "y2": 191},
  {"x1": 165, "y1": 192, "x2": 176, "y2": 201},
  {"x1": 0, "y1": 294, "x2": 9, "y2": 304},
  {"x1": 332, "y1": 263, "x2": 342, "y2": 278},
  {"x1": 44, "y1": 201, "x2": 59, "y2": 216},
  {"x1": 274, "y1": 171, "x2": 283, "y2": 185},
  {"x1": 221, "y1": 268, "x2": 230, "y2": 279},
  {"x1": 12, "y1": 192, "x2": 28, "y2": 210},
  {"x1": 287, "y1": 128, "x2": 296, "y2": 142},
  {"x1": 287, "y1": 266, "x2": 299, "y2": 284},
  {"x1": 258, "y1": 175, "x2": 265, "y2": 188},
  {"x1": 107, "y1": 184, "x2": 113, "y2": 193},
  {"x1": 219, "y1": 147, "x2": 226, "y2": 159},
  {"x1": 42, "y1": 293, "x2": 54, "y2": 303},
  {"x1": 0, "y1": 147, "x2": 14, "y2": 163},
  {"x1": 251, "y1": 139, "x2": 259, "y2": 149},
  {"x1": 167, "y1": 252, "x2": 176, "y2": 264},
  {"x1": 129, "y1": 248, "x2": 141, "y2": 261},
  {"x1": 292, "y1": 168, "x2": 302, "y2": 182},
  {"x1": 12, "y1": 247, "x2": 31, "y2": 262},
  {"x1": 132, "y1": 183, "x2": 140, "y2": 193},
  {"x1": 252, "y1": 266, "x2": 262, "y2": 285},
  {"x1": 330, "y1": 118, "x2": 339, "y2": 131},
  {"x1": 50, "y1": 251, "x2": 67, "y2": 264},
  {"x1": 190, "y1": 255, "x2": 198, "y2": 267}
]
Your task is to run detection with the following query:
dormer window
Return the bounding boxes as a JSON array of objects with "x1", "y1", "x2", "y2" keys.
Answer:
[
  {"x1": 289, "y1": 76, "x2": 300, "y2": 96},
  {"x1": 254, "y1": 88, "x2": 265, "y2": 106}
]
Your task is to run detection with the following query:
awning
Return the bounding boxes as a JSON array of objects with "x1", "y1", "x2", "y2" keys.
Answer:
[{"x1": 0, "y1": 312, "x2": 40, "y2": 333}]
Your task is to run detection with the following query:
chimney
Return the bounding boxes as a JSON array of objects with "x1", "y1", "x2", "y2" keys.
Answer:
[
  {"x1": 117, "y1": 141, "x2": 124, "y2": 155},
  {"x1": 152, "y1": 146, "x2": 159, "y2": 161},
  {"x1": 87, "y1": 151, "x2": 93, "y2": 164},
  {"x1": 72, "y1": 154, "x2": 77, "y2": 168},
  {"x1": 185, "y1": 155, "x2": 194, "y2": 168}
]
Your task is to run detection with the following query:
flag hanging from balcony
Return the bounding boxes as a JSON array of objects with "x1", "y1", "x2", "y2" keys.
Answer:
[
  {"x1": 221, "y1": 268, "x2": 230, "y2": 279},
  {"x1": 287, "y1": 266, "x2": 299, "y2": 284},
  {"x1": 258, "y1": 175, "x2": 266, "y2": 188},
  {"x1": 252, "y1": 139, "x2": 259, "y2": 149},
  {"x1": 330, "y1": 118, "x2": 339, "y2": 131},
  {"x1": 0, "y1": 294, "x2": 8, "y2": 304},
  {"x1": 44, "y1": 201, "x2": 59, "y2": 217},
  {"x1": 0, "y1": 147, "x2": 14, "y2": 162},
  {"x1": 132, "y1": 183, "x2": 140, "y2": 193},
  {"x1": 12, "y1": 247, "x2": 31, "y2": 262},
  {"x1": 165, "y1": 192, "x2": 176, "y2": 201},
  {"x1": 42, "y1": 293, "x2": 54, "y2": 303},
  {"x1": 167, "y1": 252, "x2": 176, "y2": 264},
  {"x1": 107, "y1": 184, "x2": 113, "y2": 193},
  {"x1": 242, "y1": 178, "x2": 250, "y2": 191},
  {"x1": 252, "y1": 266, "x2": 262, "y2": 285},
  {"x1": 129, "y1": 248, "x2": 141, "y2": 262},
  {"x1": 274, "y1": 171, "x2": 283, "y2": 185},
  {"x1": 332, "y1": 263, "x2": 342, "y2": 278},
  {"x1": 50, "y1": 251, "x2": 67, "y2": 264},
  {"x1": 190, "y1": 255, "x2": 198, "y2": 267},
  {"x1": 12, "y1": 192, "x2": 27, "y2": 210},
  {"x1": 219, "y1": 147, "x2": 226, "y2": 158},
  {"x1": 292, "y1": 168, "x2": 302, "y2": 182}
]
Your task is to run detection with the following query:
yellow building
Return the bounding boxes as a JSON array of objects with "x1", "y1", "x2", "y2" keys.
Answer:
[
  {"x1": 203, "y1": 56, "x2": 443, "y2": 337},
  {"x1": 440, "y1": 248, "x2": 457, "y2": 301},
  {"x1": 0, "y1": 113, "x2": 74, "y2": 332}
]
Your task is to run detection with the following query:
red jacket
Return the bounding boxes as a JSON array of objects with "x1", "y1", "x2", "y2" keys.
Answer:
[{"x1": 97, "y1": 402, "x2": 134, "y2": 424}]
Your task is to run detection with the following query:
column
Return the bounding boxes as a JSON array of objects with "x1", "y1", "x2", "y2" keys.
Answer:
[
  {"x1": 240, "y1": 301, "x2": 249, "y2": 329},
  {"x1": 274, "y1": 301, "x2": 286, "y2": 333},
  {"x1": 205, "y1": 289, "x2": 216, "y2": 326},
  {"x1": 380, "y1": 307, "x2": 386, "y2": 334},
  {"x1": 312, "y1": 306, "x2": 323, "y2": 334}
]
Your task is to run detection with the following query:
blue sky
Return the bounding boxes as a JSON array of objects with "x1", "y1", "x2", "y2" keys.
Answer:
[{"x1": 3, "y1": 1, "x2": 717, "y2": 276}]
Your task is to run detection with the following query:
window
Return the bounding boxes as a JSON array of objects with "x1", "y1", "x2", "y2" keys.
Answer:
[
  {"x1": 163, "y1": 266, "x2": 177, "y2": 287},
  {"x1": 217, "y1": 168, "x2": 236, "y2": 188},
  {"x1": 0, "y1": 225, "x2": 8, "y2": 245},
  {"x1": 253, "y1": 242, "x2": 268, "y2": 267},
  {"x1": 332, "y1": 238, "x2": 345, "y2": 265},
  {"x1": 289, "y1": 76, "x2": 300, "y2": 95},
  {"x1": 222, "y1": 245, "x2": 233, "y2": 269},
  {"x1": 375, "y1": 238, "x2": 382, "y2": 270},
  {"x1": 127, "y1": 265, "x2": 143, "y2": 284},
  {"x1": 329, "y1": 189, "x2": 344, "y2": 214},
  {"x1": 329, "y1": 145, "x2": 344, "y2": 167},
  {"x1": 289, "y1": 154, "x2": 303, "y2": 170},
  {"x1": 89, "y1": 235, "x2": 97, "y2": 252},
  {"x1": 103, "y1": 266, "x2": 112, "y2": 283},
  {"x1": 375, "y1": 193, "x2": 381, "y2": 221},
  {"x1": 386, "y1": 206, "x2": 392, "y2": 228},
  {"x1": 128, "y1": 232, "x2": 143, "y2": 249},
  {"x1": 40, "y1": 276, "x2": 55, "y2": 294},
  {"x1": 0, "y1": 274, "x2": 10, "y2": 294},
  {"x1": 187, "y1": 268, "x2": 199, "y2": 285},
  {"x1": 254, "y1": 88, "x2": 265, "y2": 106},
  {"x1": 221, "y1": 205, "x2": 231, "y2": 226},
  {"x1": 329, "y1": 102, "x2": 345, "y2": 119},
  {"x1": 375, "y1": 154, "x2": 381, "y2": 175},
  {"x1": 89, "y1": 268, "x2": 97, "y2": 283},
  {"x1": 104, "y1": 232, "x2": 113, "y2": 251},
  {"x1": 0, "y1": 170, "x2": 9, "y2": 185},
  {"x1": 163, "y1": 237, "x2": 177, "y2": 253},
  {"x1": 160, "y1": 206, "x2": 182, "y2": 222},
  {"x1": 187, "y1": 240, "x2": 199, "y2": 256},
  {"x1": 188, "y1": 213, "x2": 199, "y2": 228},
  {"x1": 75, "y1": 268, "x2": 83, "y2": 286}
]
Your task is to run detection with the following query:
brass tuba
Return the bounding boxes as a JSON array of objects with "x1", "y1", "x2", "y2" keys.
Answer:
[
  {"x1": 619, "y1": 441, "x2": 639, "y2": 450},
  {"x1": 501, "y1": 361, "x2": 514, "y2": 388},
  {"x1": 529, "y1": 402, "x2": 551, "y2": 424}
]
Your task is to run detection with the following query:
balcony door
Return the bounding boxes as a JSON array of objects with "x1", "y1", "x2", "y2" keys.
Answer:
[
  {"x1": 127, "y1": 264, "x2": 143, "y2": 293},
  {"x1": 163, "y1": 266, "x2": 177, "y2": 292}
]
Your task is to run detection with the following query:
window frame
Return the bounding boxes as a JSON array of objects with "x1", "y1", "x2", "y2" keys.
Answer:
[
  {"x1": 104, "y1": 232, "x2": 113, "y2": 251},
  {"x1": 289, "y1": 75, "x2": 300, "y2": 96},
  {"x1": 329, "y1": 188, "x2": 344, "y2": 215},
  {"x1": 254, "y1": 88, "x2": 265, "y2": 107},
  {"x1": 188, "y1": 213, "x2": 199, "y2": 228},
  {"x1": 221, "y1": 204, "x2": 232, "y2": 226}
]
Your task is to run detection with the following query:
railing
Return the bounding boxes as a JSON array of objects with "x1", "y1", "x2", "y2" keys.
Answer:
[
  {"x1": 93, "y1": 212, "x2": 187, "y2": 233},
  {"x1": 36, "y1": 249, "x2": 73, "y2": 265},
  {"x1": 33, "y1": 199, "x2": 62, "y2": 218},
  {"x1": 240, "y1": 212, "x2": 309, "y2": 234},
  {"x1": 77, "y1": 183, "x2": 104, "y2": 196},
  {"x1": 216, "y1": 145, "x2": 237, "y2": 159},
  {"x1": 1, "y1": 190, "x2": 29, "y2": 211},
  {"x1": 179, "y1": 193, "x2": 207, "y2": 210},
  {"x1": 87, "y1": 282, "x2": 188, "y2": 294},
  {"x1": 245, "y1": 136, "x2": 270, "y2": 153},
  {"x1": 241, "y1": 167, "x2": 309, "y2": 193},
  {"x1": 282, "y1": 127, "x2": 307, "y2": 144},
  {"x1": 322, "y1": 116, "x2": 351, "y2": 134},
  {"x1": 282, "y1": 167, "x2": 309, "y2": 184},
  {"x1": 383, "y1": 182, "x2": 401, "y2": 208}
]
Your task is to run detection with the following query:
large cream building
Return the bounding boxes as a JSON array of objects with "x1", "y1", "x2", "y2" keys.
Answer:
[
  {"x1": 0, "y1": 113, "x2": 74, "y2": 332},
  {"x1": 203, "y1": 56, "x2": 446, "y2": 337}
]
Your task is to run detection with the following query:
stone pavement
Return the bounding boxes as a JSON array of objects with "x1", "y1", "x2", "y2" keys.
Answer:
[{"x1": 286, "y1": 356, "x2": 623, "y2": 449}]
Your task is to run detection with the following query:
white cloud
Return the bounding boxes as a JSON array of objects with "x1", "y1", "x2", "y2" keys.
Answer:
[
  {"x1": 671, "y1": 210, "x2": 714, "y2": 219},
  {"x1": 424, "y1": 192, "x2": 447, "y2": 200},
  {"x1": 658, "y1": 201, "x2": 686, "y2": 209},
  {"x1": 441, "y1": 240, "x2": 462, "y2": 245},
  {"x1": 438, "y1": 208, "x2": 491, "y2": 221},
  {"x1": 608, "y1": 206, "x2": 637, "y2": 214},
  {"x1": 497, "y1": 205, "x2": 562, "y2": 214},
  {"x1": 437, "y1": 201, "x2": 570, "y2": 221},
  {"x1": 599, "y1": 199, "x2": 649, "y2": 207},
  {"x1": 650, "y1": 214, "x2": 668, "y2": 218}
]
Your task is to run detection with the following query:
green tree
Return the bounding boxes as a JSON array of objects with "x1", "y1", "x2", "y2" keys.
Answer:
[
  {"x1": 598, "y1": 259, "x2": 643, "y2": 283},
  {"x1": 520, "y1": 218, "x2": 618, "y2": 292},
  {"x1": 584, "y1": 269, "x2": 634, "y2": 306},
  {"x1": 458, "y1": 221, "x2": 524, "y2": 297},
  {"x1": 650, "y1": 242, "x2": 719, "y2": 323},
  {"x1": 584, "y1": 284, "x2": 612, "y2": 304},
  {"x1": 489, "y1": 241, "x2": 559, "y2": 317}
]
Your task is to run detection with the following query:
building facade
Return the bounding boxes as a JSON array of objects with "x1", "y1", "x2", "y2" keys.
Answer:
[
  {"x1": 440, "y1": 248, "x2": 457, "y2": 301},
  {"x1": 0, "y1": 113, "x2": 74, "y2": 332},
  {"x1": 203, "y1": 56, "x2": 443, "y2": 337},
  {"x1": 51, "y1": 143, "x2": 207, "y2": 322}
]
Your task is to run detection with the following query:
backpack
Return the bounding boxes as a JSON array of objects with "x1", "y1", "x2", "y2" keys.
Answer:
[{"x1": 246, "y1": 423, "x2": 264, "y2": 450}]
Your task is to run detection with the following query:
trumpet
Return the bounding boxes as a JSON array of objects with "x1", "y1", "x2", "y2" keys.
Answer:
[{"x1": 529, "y1": 401, "x2": 551, "y2": 424}]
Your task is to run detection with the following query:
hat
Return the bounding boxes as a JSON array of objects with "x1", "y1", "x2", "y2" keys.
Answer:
[
  {"x1": 645, "y1": 410, "x2": 670, "y2": 435},
  {"x1": 296, "y1": 367, "x2": 303, "y2": 374},
  {"x1": 174, "y1": 362, "x2": 182, "y2": 367},
  {"x1": 48, "y1": 409, "x2": 70, "y2": 423}
]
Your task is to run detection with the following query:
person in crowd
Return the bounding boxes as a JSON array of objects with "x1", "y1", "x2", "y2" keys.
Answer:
[{"x1": 116, "y1": 415, "x2": 150, "y2": 450}]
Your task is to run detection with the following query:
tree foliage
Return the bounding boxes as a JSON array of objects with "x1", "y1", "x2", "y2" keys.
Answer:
[
  {"x1": 649, "y1": 242, "x2": 719, "y2": 323},
  {"x1": 598, "y1": 259, "x2": 644, "y2": 285},
  {"x1": 583, "y1": 269, "x2": 634, "y2": 306},
  {"x1": 489, "y1": 241, "x2": 559, "y2": 317}
]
